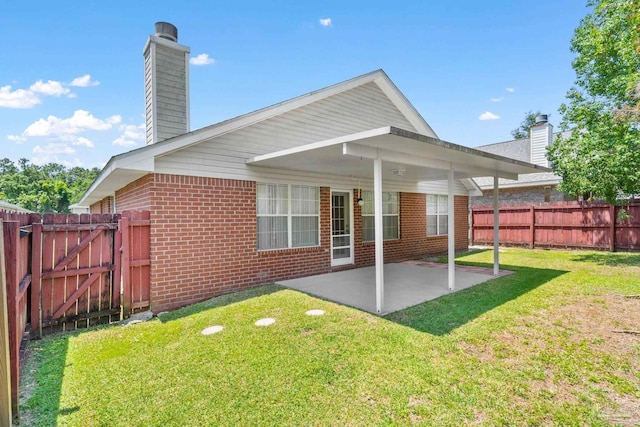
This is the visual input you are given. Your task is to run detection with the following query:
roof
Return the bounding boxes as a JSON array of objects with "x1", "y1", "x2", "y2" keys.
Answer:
[
  {"x1": 248, "y1": 126, "x2": 549, "y2": 182},
  {"x1": 79, "y1": 69, "x2": 438, "y2": 206},
  {"x1": 472, "y1": 130, "x2": 571, "y2": 190},
  {"x1": 0, "y1": 200, "x2": 32, "y2": 213},
  {"x1": 475, "y1": 137, "x2": 531, "y2": 163}
]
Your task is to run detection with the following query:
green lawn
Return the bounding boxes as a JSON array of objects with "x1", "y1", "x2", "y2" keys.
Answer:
[{"x1": 21, "y1": 248, "x2": 640, "y2": 426}]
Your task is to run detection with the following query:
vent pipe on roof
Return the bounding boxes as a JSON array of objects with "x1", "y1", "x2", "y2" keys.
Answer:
[
  {"x1": 155, "y1": 22, "x2": 178, "y2": 42},
  {"x1": 535, "y1": 114, "x2": 548, "y2": 125}
]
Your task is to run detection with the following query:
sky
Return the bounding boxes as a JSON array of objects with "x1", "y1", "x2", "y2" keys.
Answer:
[{"x1": 0, "y1": 0, "x2": 589, "y2": 169}]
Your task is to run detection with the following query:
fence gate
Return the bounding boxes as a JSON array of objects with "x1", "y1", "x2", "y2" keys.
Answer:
[
  {"x1": 1, "y1": 211, "x2": 150, "y2": 422},
  {"x1": 32, "y1": 212, "x2": 150, "y2": 334}
]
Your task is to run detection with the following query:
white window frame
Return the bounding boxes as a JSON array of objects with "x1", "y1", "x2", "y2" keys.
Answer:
[
  {"x1": 257, "y1": 183, "x2": 320, "y2": 250},
  {"x1": 361, "y1": 190, "x2": 399, "y2": 242},
  {"x1": 427, "y1": 194, "x2": 448, "y2": 237}
]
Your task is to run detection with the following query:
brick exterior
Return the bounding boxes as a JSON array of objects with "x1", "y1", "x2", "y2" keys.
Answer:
[
  {"x1": 354, "y1": 193, "x2": 468, "y2": 266},
  {"x1": 115, "y1": 174, "x2": 154, "y2": 212},
  {"x1": 471, "y1": 185, "x2": 571, "y2": 207},
  {"x1": 90, "y1": 196, "x2": 113, "y2": 214},
  {"x1": 114, "y1": 173, "x2": 470, "y2": 313}
]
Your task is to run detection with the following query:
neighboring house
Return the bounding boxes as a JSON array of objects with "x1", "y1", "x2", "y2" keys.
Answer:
[
  {"x1": 472, "y1": 116, "x2": 572, "y2": 206},
  {"x1": 0, "y1": 200, "x2": 32, "y2": 213},
  {"x1": 69, "y1": 204, "x2": 90, "y2": 214},
  {"x1": 79, "y1": 23, "x2": 544, "y2": 313}
]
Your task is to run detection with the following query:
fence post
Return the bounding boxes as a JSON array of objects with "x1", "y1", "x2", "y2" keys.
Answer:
[
  {"x1": 113, "y1": 219, "x2": 122, "y2": 318},
  {"x1": 120, "y1": 216, "x2": 131, "y2": 318},
  {"x1": 0, "y1": 220, "x2": 13, "y2": 425},
  {"x1": 470, "y1": 207, "x2": 474, "y2": 245},
  {"x1": 31, "y1": 222, "x2": 42, "y2": 338},
  {"x1": 2, "y1": 221, "x2": 19, "y2": 422},
  {"x1": 529, "y1": 205, "x2": 535, "y2": 249},
  {"x1": 609, "y1": 205, "x2": 616, "y2": 252}
]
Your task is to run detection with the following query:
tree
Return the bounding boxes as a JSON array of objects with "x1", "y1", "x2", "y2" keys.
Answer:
[
  {"x1": 0, "y1": 158, "x2": 100, "y2": 213},
  {"x1": 511, "y1": 110, "x2": 543, "y2": 139},
  {"x1": 547, "y1": 0, "x2": 640, "y2": 206}
]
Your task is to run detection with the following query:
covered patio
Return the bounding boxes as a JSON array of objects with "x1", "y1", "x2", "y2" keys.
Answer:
[
  {"x1": 278, "y1": 261, "x2": 513, "y2": 314},
  {"x1": 249, "y1": 126, "x2": 548, "y2": 313}
]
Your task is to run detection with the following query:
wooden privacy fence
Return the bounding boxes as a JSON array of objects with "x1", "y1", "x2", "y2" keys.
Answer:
[
  {"x1": 471, "y1": 201, "x2": 640, "y2": 251},
  {"x1": 1, "y1": 210, "x2": 150, "y2": 422}
]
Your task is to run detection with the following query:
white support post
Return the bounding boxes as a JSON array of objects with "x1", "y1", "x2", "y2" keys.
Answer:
[
  {"x1": 447, "y1": 165, "x2": 455, "y2": 291},
  {"x1": 493, "y1": 176, "x2": 500, "y2": 276},
  {"x1": 374, "y1": 157, "x2": 384, "y2": 313}
]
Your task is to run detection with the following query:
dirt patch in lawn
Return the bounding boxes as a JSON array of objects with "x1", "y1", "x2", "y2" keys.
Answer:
[{"x1": 458, "y1": 294, "x2": 640, "y2": 421}]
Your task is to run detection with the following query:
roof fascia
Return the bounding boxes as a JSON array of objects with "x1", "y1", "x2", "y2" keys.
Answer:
[{"x1": 477, "y1": 177, "x2": 561, "y2": 190}]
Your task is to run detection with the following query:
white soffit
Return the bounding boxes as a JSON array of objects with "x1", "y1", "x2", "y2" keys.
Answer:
[{"x1": 247, "y1": 127, "x2": 549, "y2": 183}]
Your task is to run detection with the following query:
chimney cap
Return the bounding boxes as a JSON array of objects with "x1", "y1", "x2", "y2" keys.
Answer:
[
  {"x1": 155, "y1": 22, "x2": 178, "y2": 42},
  {"x1": 535, "y1": 114, "x2": 549, "y2": 125}
]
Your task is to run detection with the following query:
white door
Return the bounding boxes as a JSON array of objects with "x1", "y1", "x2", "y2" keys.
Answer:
[{"x1": 331, "y1": 190, "x2": 354, "y2": 266}]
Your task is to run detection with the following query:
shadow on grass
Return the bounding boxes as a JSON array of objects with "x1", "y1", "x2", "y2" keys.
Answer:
[
  {"x1": 156, "y1": 283, "x2": 285, "y2": 323},
  {"x1": 386, "y1": 264, "x2": 567, "y2": 335},
  {"x1": 570, "y1": 252, "x2": 640, "y2": 267},
  {"x1": 21, "y1": 335, "x2": 72, "y2": 426}
]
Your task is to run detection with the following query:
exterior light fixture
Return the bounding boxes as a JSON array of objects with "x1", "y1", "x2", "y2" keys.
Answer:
[{"x1": 392, "y1": 167, "x2": 406, "y2": 177}]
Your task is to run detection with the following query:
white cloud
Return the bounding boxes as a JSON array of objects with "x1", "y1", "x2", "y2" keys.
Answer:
[
  {"x1": 490, "y1": 97, "x2": 503, "y2": 102},
  {"x1": 113, "y1": 123, "x2": 145, "y2": 146},
  {"x1": 30, "y1": 80, "x2": 71, "y2": 97},
  {"x1": 0, "y1": 85, "x2": 41, "y2": 108},
  {"x1": 319, "y1": 18, "x2": 332, "y2": 27},
  {"x1": 479, "y1": 111, "x2": 500, "y2": 120},
  {"x1": 190, "y1": 53, "x2": 215, "y2": 66},
  {"x1": 70, "y1": 136, "x2": 95, "y2": 148},
  {"x1": 31, "y1": 143, "x2": 77, "y2": 165},
  {"x1": 70, "y1": 74, "x2": 100, "y2": 87},
  {"x1": 22, "y1": 110, "x2": 121, "y2": 138},
  {"x1": 7, "y1": 134, "x2": 27, "y2": 143},
  {"x1": 32, "y1": 144, "x2": 89, "y2": 167},
  {"x1": 506, "y1": 87, "x2": 515, "y2": 93}
]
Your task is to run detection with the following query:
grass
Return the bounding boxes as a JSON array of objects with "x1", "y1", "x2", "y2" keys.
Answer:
[{"x1": 21, "y1": 248, "x2": 640, "y2": 426}]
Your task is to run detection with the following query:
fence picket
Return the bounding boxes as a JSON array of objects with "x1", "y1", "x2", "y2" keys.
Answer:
[{"x1": 472, "y1": 201, "x2": 640, "y2": 251}]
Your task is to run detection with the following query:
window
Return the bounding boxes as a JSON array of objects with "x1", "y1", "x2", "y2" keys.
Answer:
[
  {"x1": 361, "y1": 190, "x2": 399, "y2": 241},
  {"x1": 427, "y1": 195, "x2": 448, "y2": 236},
  {"x1": 257, "y1": 183, "x2": 319, "y2": 250}
]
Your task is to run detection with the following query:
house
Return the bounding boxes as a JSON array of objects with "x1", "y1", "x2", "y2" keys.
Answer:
[
  {"x1": 471, "y1": 116, "x2": 573, "y2": 206},
  {"x1": 0, "y1": 200, "x2": 32, "y2": 213},
  {"x1": 79, "y1": 23, "x2": 545, "y2": 313}
]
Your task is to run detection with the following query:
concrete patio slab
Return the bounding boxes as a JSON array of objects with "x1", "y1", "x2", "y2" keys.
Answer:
[{"x1": 277, "y1": 262, "x2": 507, "y2": 315}]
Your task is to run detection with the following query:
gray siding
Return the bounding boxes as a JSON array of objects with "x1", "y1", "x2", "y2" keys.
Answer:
[
  {"x1": 158, "y1": 84, "x2": 393, "y2": 169},
  {"x1": 154, "y1": 81, "x2": 466, "y2": 194},
  {"x1": 144, "y1": 53, "x2": 153, "y2": 145},
  {"x1": 155, "y1": 45, "x2": 187, "y2": 142},
  {"x1": 144, "y1": 42, "x2": 188, "y2": 145},
  {"x1": 530, "y1": 125, "x2": 552, "y2": 167}
]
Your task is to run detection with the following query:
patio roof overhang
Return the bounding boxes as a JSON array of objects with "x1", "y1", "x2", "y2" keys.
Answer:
[
  {"x1": 247, "y1": 126, "x2": 549, "y2": 182},
  {"x1": 248, "y1": 126, "x2": 550, "y2": 314}
]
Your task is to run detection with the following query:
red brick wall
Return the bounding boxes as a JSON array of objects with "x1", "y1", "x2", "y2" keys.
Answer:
[
  {"x1": 114, "y1": 174, "x2": 469, "y2": 313},
  {"x1": 90, "y1": 196, "x2": 113, "y2": 214},
  {"x1": 145, "y1": 175, "x2": 333, "y2": 312},
  {"x1": 115, "y1": 174, "x2": 154, "y2": 212},
  {"x1": 354, "y1": 193, "x2": 468, "y2": 266}
]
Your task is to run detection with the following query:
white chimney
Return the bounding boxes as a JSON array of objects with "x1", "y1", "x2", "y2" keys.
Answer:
[
  {"x1": 529, "y1": 114, "x2": 553, "y2": 167},
  {"x1": 143, "y1": 22, "x2": 190, "y2": 145}
]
